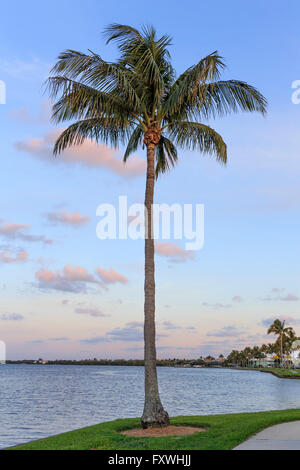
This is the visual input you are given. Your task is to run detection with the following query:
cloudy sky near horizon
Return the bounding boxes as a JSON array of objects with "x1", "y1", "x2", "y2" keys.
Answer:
[{"x1": 0, "y1": 0, "x2": 300, "y2": 360}]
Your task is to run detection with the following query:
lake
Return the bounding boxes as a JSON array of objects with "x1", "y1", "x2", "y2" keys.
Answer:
[{"x1": 1, "y1": 364, "x2": 300, "y2": 448}]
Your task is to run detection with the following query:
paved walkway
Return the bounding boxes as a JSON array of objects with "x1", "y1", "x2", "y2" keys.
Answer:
[{"x1": 234, "y1": 421, "x2": 300, "y2": 450}]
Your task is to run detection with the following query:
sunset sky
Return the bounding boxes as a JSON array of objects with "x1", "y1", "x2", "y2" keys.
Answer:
[{"x1": 1, "y1": 0, "x2": 300, "y2": 360}]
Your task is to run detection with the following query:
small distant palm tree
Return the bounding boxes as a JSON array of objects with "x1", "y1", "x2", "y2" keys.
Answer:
[
  {"x1": 267, "y1": 319, "x2": 294, "y2": 367},
  {"x1": 48, "y1": 24, "x2": 267, "y2": 427}
]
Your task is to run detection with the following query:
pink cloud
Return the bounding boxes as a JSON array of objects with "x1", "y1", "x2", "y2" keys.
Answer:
[
  {"x1": 35, "y1": 264, "x2": 100, "y2": 293},
  {"x1": 15, "y1": 130, "x2": 146, "y2": 178},
  {"x1": 261, "y1": 289, "x2": 299, "y2": 302},
  {"x1": 232, "y1": 296, "x2": 243, "y2": 303},
  {"x1": 96, "y1": 267, "x2": 128, "y2": 284},
  {"x1": 155, "y1": 242, "x2": 195, "y2": 262},
  {"x1": 281, "y1": 293, "x2": 299, "y2": 301},
  {"x1": 0, "y1": 220, "x2": 52, "y2": 245},
  {"x1": 1, "y1": 250, "x2": 28, "y2": 263},
  {"x1": 36, "y1": 269, "x2": 59, "y2": 283},
  {"x1": 75, "y1": 308, "x2": 108, "y2": 318},
  {"x1": 0, "y1": 223, "x2": 30, "y2": 236},
  {"x1": 63, "y1": 264, "x2": 95, "y2": 282},
  {"x1": 46, "y1": 211, "x2": 90, "y2": 227}
]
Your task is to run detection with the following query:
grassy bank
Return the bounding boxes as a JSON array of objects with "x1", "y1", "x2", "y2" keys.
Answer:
[
  {"x1": 260, "y1": 368, "x2": 300, "y2": 378},
  {"x1": 231, "y1": 367, "x2": 300, "y2": 379},
  {"x1": 9, "y1": 409, "x2": 300, "y2": 450}
]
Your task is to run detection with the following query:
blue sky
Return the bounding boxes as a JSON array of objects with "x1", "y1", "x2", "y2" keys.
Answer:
[{"x1": 0, "y1": 0, "x2": 300, "y2": 360}]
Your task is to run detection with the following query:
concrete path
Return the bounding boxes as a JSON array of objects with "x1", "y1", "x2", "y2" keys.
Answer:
[{"x1": 234, "y1": 421, "x2": 300, "y2": 450}]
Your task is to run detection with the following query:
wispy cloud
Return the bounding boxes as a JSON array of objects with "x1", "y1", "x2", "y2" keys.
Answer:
[
  {"x1": 0, "y1": 220, "x2": 53, "y2": 245},
  {"x1": 1, "y1": 249, "x2": 28, "y2": 263},
  {"x1": 261, "y1": 315, "x2": 300, "y2": 327},
  {"x1": 48, "y1": 337, "x2": 69, "y2": 342},
  {"x1": 35, "y1": 264, "x2": 101, "y2": 293},
  {"x1": 28, "y1": 338, "x2": 69, "y2": 344},
  {"x1": 15, "y1": 130, "x2": 146, "y2": 178},
  {"x1": 126, "y1": 321, "x2": 144, "y2": 328},
  {"x1": 96, "y1": 267, "x2": 128, "y2": 285},
  {"x1": 80, "y1": 336, "x2": 111, "y2": 344},
  {"x1": 202, "y1": 302, "x2": 232, "y2": 309},
  {"x1": 281, "y1": 294, "x2": 299, "y2": 301},
  {"x1": 81, "y1": 322, "x2": 168, "y2": 344},
  {"x1": 75, "y1": 308, "x2": 108, "y2": 318},
  {"x1": 232, "y1": 296, "x2": 243, "y2": 303},
  {"x1": 45, "y1": 211, "x2": 90, "y2": 228},
  {"x1": 261, "y1": 288, "x2": 299, "y2": 302},
  {"x1": 0, "y1": 313, "x2": 24, "y2": 321},
  {"x1": 155, "y1": 242, "x2": 195, "y2": 263},
  {"x1": 161, "y1": 321, "x2": 196, "y2": 331},
  {"x1": 206, "y1": 325, "x2": 246, "y2": 337}
]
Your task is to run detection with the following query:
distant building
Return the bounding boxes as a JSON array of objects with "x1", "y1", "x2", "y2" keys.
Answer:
[
  {"x1": 250, "y1": 354, "x2": 300, "y2": 368},
  {"x1": 37, "y1": 359, "x2": 48, "y2": 365}
]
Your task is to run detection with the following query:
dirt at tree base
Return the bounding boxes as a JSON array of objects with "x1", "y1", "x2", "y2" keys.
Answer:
[{"x1": 120, "y1": 425, "x2": 206, "y2": 437}]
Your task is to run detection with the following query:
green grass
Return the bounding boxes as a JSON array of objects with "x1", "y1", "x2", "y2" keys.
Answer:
[
  {"x1": 235, "y1": 367, "x2": 300, "y2": 378},
  {"x1": 9, "y1": 409, "x2": 300, "y2": 450},
  {"x1": 263, "y1": 368, "x2": 300, "y2": 377}
]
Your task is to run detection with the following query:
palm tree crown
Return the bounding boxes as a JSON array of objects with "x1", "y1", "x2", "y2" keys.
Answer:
[
  {"x1": 268, "y1": 319, "x2": 295, "y2": 365},
  {"x1": 267, "y1": 319, "x2": 293, "y2": 337},
  {"x1": 48, "y1": 23, "x2": 267, "y2": 173}
]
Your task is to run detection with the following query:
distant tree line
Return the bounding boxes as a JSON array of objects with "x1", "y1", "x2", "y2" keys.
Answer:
[
  {"x1": 225, "y1": 319, "x2": 300, "y2": 367},
  {"x1": 6, "y1": 320, "x2": 299, "y2": 369}
]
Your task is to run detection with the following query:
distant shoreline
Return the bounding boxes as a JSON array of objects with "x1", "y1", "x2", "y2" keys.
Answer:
[
  {"x1": 6, "y1": 359, "x2": 222, "y2": 368},
  {"x1": 5, "y1": 362, "x2": 300, "y2": 379},
  {"x1": 5, "y1": 360, "x2": 202, "y2": 369}
]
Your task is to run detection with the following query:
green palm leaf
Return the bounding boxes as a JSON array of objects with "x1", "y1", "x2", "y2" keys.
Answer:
[
  {"x1": 167, "y1": 121, "x2": 227, "y2": 163},
  {"x1": 123, "y1": 126, "x2": 144, "y2": 161},
  {"x1": 155, "y1": 136, "x2": 178, "y2": 178},
  {"x1": 53, "y1": 117, "x2": 131, "y2": 155}
]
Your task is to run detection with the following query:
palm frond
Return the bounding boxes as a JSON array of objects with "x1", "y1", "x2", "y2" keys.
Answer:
[
  {"x1": 104, "y1": 24, "x2": 173, "y2": 113},
  {"x1": 53, "y1": 118, "x2": 131, "y2": 155},
  {"x1": 194, "y1": 80, "x2": 268, "y2": 119},
  {"x1": 155, "y1": 136, "x2": 178, "y2": 177},
  {"x1": 49, "y1": 23, "x2": 267, "y2": 173},
  {"x1": 161, "y1": 52, "x2": 225, "y2": 118},
  {"x1": 167, "y1": 121, "x2": 227, "y2": 164},
  {"x1": 104, "y1": 23, "x2": 144, "y2": 46},
  {"x1": 49, "y1": 50, "x2": 143, "y2": 114},
  {"x1": 124, "y1": 126, "x2": 144, "y2": 161},
  {"x1": 48, "y1": 76, "x2": 132, "y2": 124}
]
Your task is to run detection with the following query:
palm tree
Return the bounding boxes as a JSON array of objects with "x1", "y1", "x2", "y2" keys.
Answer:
[
  {"x1": 47, "y1": 24, "x2": 267, "y2": 428},
  {"x1": 267, "y1": 319, "x2": 294, "y2": 367}
]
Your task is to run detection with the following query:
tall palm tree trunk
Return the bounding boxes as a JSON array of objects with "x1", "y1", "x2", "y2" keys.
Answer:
[
  {"x1": 141, "y1": 142, "x2": 170, "y2": 429},
  {"x1": 280, "y1": 332, "x2": 283, "y2": 368}
]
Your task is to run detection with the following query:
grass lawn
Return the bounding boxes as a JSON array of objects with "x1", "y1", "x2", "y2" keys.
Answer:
[
  {"x1": 236, "y1": 367, "x2": 300, "y2": 378},
  {"x1": 9, "y1": 409, "x2": 300, "y2": 450},
  {"x1": 262, "y1": 368, "x2": 300, "y2": 377}
]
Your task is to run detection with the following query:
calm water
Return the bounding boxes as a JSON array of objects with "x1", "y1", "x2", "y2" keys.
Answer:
[{"x1": 1, "y1": 365, "x2": 300, "y2": 448}]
